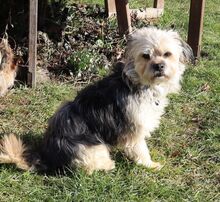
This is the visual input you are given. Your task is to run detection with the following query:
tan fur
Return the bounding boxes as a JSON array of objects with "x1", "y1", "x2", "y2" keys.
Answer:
[
  {"x1": 73, "y1": 144, "x2": 115, "y2": 174},
  {"x1": 0, "y1": 39, "x2": 17, "y2": 96},
  {"x1": 0, "y1": 134, "x2": 30, "y2": 170}
]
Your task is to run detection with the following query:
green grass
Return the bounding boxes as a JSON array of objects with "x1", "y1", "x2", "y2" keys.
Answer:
[{"x1": 0, "y1": 0, "x2": 220, "y2": 201}]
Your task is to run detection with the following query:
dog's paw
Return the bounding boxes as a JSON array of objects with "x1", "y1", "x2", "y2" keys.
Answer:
[
  {"x1": 148, "y1": 161, "x2": 163, "y2": 170},
  {"x1": 136, "y1": 159, "x2": 163, "y2": 170},
  {"x1": 105, "y1": 160, "x2": 115, "y2": 172}
]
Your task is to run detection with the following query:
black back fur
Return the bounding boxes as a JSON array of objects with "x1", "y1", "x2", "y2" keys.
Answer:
[{"x1": 39, "y1": 63, "x2": 143, "y2": 171}]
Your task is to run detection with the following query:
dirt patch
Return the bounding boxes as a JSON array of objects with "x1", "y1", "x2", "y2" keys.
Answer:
[{"x1": 3, "y1": 3, "x2": 154, "y2": 84}]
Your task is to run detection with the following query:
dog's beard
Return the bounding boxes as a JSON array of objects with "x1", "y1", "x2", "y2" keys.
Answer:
[{"x1": 153, "y1": 71, "x2": 165, "y2": 78}]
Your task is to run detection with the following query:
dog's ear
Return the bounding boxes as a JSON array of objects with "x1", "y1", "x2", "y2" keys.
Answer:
[
  {"x1": 12, "y1": 56, "x2": 23, "y2": 71},
  {"x1": 125, "y1": 30, "x2": 139, "y2": 60},
  {"x1": 179, "y1": 39, "x2": 195, "y2": 64},
  {"x1": 169, "y1": 30, "x2": 195, "y2": 64},
  {"x1": 123, "y1": 61, "x2": 140, "y2": 85},
  {"x1": 113, "y1": 61, "x2": 125, "y2": 73}
]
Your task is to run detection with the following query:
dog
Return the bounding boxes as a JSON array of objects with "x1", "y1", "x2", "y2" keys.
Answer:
[
  {"x1": 0, "y1": 39, "x2": 18, "y2": 96},
  {"x1": 0, "y1": 27, "x2": 194, "y2": 174}
]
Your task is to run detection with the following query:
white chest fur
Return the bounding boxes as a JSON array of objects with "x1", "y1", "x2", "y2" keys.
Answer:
[{"x1": 126, "y1": 86, "x2": 168, "y2": 138}]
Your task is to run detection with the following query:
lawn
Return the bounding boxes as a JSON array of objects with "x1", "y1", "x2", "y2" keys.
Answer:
[{"x1": 0, "y1": 0, "x2": 220, "y2": 201}]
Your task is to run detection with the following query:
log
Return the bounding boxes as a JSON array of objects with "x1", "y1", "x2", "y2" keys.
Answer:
[{"x1": 104, "y1": 0, "x2": 116, "y2": 17}]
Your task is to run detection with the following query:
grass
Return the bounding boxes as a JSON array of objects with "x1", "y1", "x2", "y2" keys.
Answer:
[{"x1": 1, "y1": 0, "x2": 220, "y2": 201}]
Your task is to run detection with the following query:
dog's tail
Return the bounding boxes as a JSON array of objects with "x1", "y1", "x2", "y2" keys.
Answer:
[{"x1": 0, "y1": 134, "x2": 31, "y2": 170}]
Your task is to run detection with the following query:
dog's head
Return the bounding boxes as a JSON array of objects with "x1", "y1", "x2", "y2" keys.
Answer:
[{"x1": 125, "y1": 27, "x2": 194, "y2": 88}]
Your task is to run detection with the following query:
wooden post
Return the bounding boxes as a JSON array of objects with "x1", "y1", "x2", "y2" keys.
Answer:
[
  {"x1": 153, "y1": 0, "x2": 164, "y2": 9},
  {"x1": 104, "y1": 0, "x2": 116, "y2": 17},
  {"x1": 115, "y1": 0, "x2": 132, "y2": 36},
  {"x1": 28, "y1": 0, "x2": 38, "y2": 87},
  {"x1": 187, "y1": 0, "x2": 205, "y2": 58}
]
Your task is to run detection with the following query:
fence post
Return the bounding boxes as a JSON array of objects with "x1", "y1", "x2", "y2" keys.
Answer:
[
  {"x1": 115, "y1": 0, "x2": 132, "y2": 36},
  {"x1": 28, "y1": 0, "x2": 38, "y2": 87},
  {"x1": 187, "y1": 0, "x2": 205, "y2": 58}
]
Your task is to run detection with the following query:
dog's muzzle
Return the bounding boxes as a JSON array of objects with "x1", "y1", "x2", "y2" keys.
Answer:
[{"x1": 151, "y1": 63, "x2": 165, "y2": 77}]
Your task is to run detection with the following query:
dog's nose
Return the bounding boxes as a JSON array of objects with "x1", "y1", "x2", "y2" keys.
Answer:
[{"x1": 152, "y1": 63, "x2": 165, "y2": 72}]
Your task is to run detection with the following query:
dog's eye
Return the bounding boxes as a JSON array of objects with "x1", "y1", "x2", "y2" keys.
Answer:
[
  {"x1": 164, "y1": 52, "x2": 172, "y2": 57},
  {"x1": 142, "y1": 53, "x2": 150, "y2": 60}
]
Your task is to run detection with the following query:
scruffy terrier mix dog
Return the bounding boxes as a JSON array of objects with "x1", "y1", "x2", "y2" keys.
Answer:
[
  {"x1": 0, "y1": 39, "x2": 18, "y2": 96},
  {"x1": 0, "y1": 27, "x2": 193, "y2": 174}
]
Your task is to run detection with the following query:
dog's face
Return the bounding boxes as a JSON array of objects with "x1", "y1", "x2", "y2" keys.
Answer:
[{"x1": 125, "y1": 27, "x2": 194, "y2": 86}]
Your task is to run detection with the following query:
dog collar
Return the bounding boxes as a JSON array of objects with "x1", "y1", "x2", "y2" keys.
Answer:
[{"x1": 155, "y1": 100, "x2": 160, "y2": 106}]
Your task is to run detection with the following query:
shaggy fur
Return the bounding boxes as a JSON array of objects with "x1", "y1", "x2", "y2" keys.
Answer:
[
  {"x1": 0, "y1": 134, "x2": 29, "y2": 170},
  {"x1": 0, "y1": 39, "x2": 18, "y2": 96},
  {"x1": 0, "y1": 27, "x2": 194, "y2": 174}
]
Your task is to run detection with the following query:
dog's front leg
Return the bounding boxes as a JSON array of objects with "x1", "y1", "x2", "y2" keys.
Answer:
[{"x1": 124, "y1": 138, "x2": 162, "y2": 170}]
